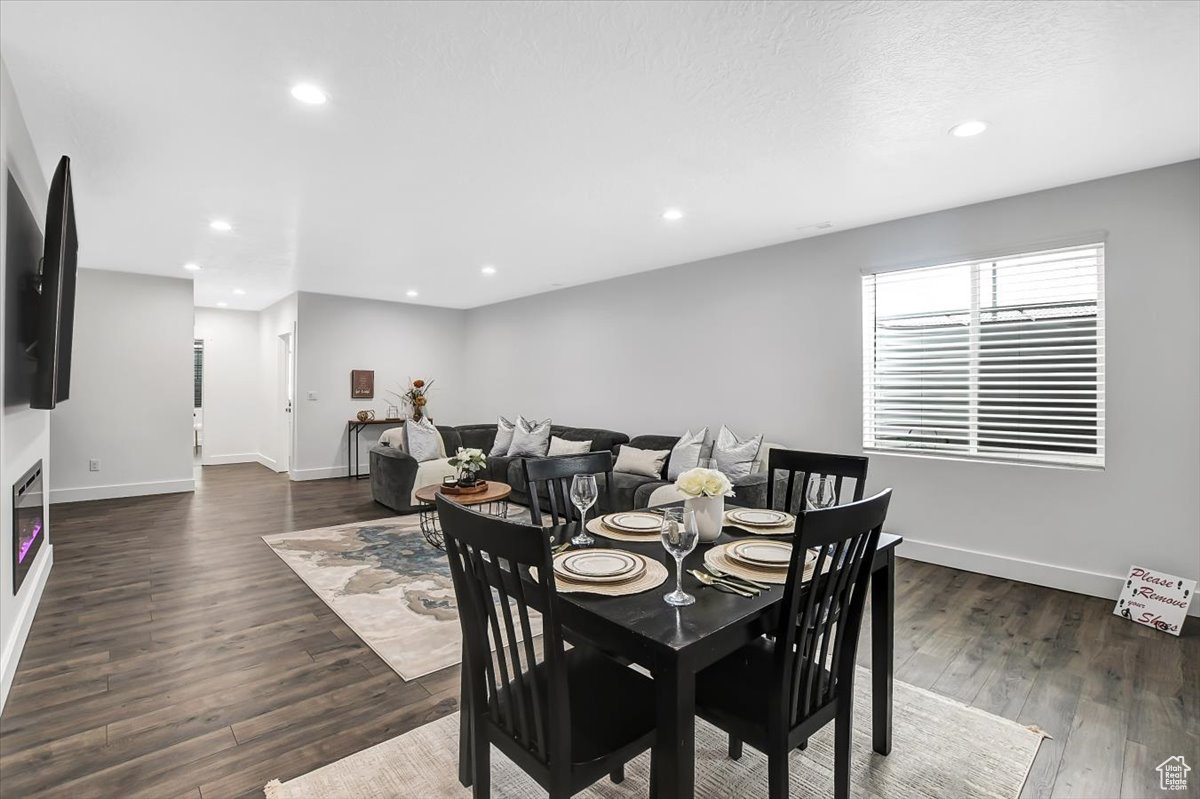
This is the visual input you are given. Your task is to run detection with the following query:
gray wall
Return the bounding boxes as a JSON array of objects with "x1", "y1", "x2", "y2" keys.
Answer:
[
  {"x1": 293, "y1": 292, "x2": 468, "y2": 478},
  {"x1": 50, "y1": 269, "x2": 196, "y2": 501},
  {"x1": 462, "y1": 161, "x2": 1200, "y2": 604}
]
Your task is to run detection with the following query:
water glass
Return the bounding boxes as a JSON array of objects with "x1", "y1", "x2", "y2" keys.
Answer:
[
  {"x1": 569, "y1": 474, "x2": 598, "y2": 546},
  {"x1": 807, "y1": 475, "x2": 837, "y2": 509},
  {"x1": 661, "y1": 508, "x2": 699, "y2": 606},
  {"x1": 697, "y1": 458, "x2": 718, "y2": 470}
]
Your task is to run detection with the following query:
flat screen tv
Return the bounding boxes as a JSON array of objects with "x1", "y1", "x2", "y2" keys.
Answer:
[{"x1": 30, "y1": 156, "x2": 77, "y2": 410}]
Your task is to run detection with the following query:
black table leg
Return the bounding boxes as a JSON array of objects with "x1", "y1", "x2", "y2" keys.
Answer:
[
  {"x1": 654, "y1": 662, "x2": 695, "y2": 799},
  {"x1": 871, "y1": 547, "x2": 894, "y2": 755},
  {"x1": 346, "y1": 425, "x2": 353, "y2": 479}
]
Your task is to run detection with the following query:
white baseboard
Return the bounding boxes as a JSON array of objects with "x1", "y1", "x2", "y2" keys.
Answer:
[
  {"x1": 49, "y1": 478, "x2": 196, "y2": 504},
  {"x1": 201, "y1": 452, "x2": 260, "y2": 466},
  {"x1": 254, "y1": 453, "x2": 286, "y2": 472},
  {"x1": 290, "y1": 465, "x2": 364, "y2": 481},
  {"x1": 898, "y1": 537, "x2": 1200, "y2": 617},
  {"x1": 0, "y1": 545, "x2": 53, "y2": 714}
]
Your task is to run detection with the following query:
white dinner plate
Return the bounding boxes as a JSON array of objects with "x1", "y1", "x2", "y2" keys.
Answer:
[
  {"x1": 553, "y1": 550, "x2": 646, "y2": 583},
  {"x1": 727, "y1": 508, "x2": 792, "y2": 527},
  {"x1": 727, "y1": 540, "x2": 793, "y2": 568},
  {"x1": 603, "y1": 512, "x2": 663, "y2": 533}
]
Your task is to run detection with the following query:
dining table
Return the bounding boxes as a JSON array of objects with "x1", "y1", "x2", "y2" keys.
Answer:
[{"x1": 456, "y1": 501, "x2": 902, "y2": 799}]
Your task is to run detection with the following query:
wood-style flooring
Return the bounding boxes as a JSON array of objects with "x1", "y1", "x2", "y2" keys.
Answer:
[{"x1": 0, "y1": 463, "x2": 1195, "y2": 798}]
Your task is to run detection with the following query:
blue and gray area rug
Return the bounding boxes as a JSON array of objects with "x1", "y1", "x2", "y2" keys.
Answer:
[{"x1": 263, "y1": 510, "x2": 535, "y2": 679}]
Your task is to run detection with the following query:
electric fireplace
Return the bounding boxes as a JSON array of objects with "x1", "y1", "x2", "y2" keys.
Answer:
[{"x1": 13, "y1": 460, "x2": 45, "y2": 594}]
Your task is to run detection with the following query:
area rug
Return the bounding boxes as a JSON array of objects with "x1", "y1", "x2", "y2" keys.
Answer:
[
  {"x1": 262, "y1": 512, "x2": 536, "y2": 680},
  {"x1": 265, "y1": 667, "x2": 1045, "y2": 798}
]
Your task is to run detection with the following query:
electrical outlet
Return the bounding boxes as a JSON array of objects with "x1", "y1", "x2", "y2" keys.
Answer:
[
  {"x1": 88, "y1": 459, "x2": 101, "y2": 472},
  {"x1": 307, "y1": 391, "x2": 318, "y2": 401}
]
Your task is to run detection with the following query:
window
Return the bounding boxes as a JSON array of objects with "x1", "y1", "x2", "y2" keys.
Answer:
[
  {"x1": 193, "y1": 339, "x2": 204, "y2": 409},
  {"x1": 862, "y1": 243, "x2": 1104, "y2": 468}
]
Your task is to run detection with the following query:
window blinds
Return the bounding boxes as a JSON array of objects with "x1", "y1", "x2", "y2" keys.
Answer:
[{"x1": 862, "y1": 243, "x2": 1104, "y2": 468}]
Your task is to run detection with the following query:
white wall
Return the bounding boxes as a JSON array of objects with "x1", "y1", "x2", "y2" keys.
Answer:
[
  {"x1": 194, "y1": 307, "x2": 259, "y2": 465},
  {"x1": 0, "y1": 57, "x2": 53, "y2": 712},
  {"x1": 49, "y1": 269, "x2": 195, "y2": 502},
  {"x1": 462, "y1": 161, "x2": 1200, "y2": 609},
  {"x1": 292, "y1": 291, "x2": 467, "y2": 479},
  {"x1": 256, "y1": 293, "x2": 297, "y2": 473}
]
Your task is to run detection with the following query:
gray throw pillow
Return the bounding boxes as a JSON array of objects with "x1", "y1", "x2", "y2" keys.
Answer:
[
  {"x1": 712, "y1": 425, "x2": 762, "y2": 480},
  {"x1": 490, "y1": 415, "x2": 516, "y2": 457},
  {"x1": 615, "y1": 446, "x2": 671, "y2": 479},
  {"x1": 548, "y1": 436, "x2": 592, "y2": 456},
  {"x1": 667, "y1": 427, "x2": 708, "y2": 480},
  {"x1": 405, "y1": 418, "x2": 442, "y2": 463},
  {"x1": 507, "y1": 416, "x2": 552, "y2": 457}
]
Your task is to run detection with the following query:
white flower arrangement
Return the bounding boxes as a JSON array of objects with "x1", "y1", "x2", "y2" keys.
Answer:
[
  {"x1": 674, "y1": 467, "x2": 734, "y2": 498},
  {"x1": 448, "y1": 447, "x2": 487, "y2": 477}
]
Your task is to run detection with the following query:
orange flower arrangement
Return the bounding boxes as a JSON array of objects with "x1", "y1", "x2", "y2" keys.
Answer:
[{"x1": 389, "y1": 377, "x2": 434, "y2": 421}]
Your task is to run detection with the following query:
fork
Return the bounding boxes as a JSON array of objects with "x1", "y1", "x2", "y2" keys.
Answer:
[
  {"x1": 689, "y1": 569, "x2": 758, "y2": 597},
  {"x1": 705, "y1": 566, "x2": 773, "y2": 592}
]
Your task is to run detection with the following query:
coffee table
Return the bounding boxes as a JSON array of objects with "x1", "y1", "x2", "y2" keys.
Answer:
[{"x1": 414, "y1": 481, "x2": 512, "y2": 549}]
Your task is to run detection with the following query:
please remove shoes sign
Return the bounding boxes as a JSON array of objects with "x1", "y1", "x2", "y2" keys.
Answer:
[{"x1": 1114, "y1": 566, "x2": 1195, "y2": 636}]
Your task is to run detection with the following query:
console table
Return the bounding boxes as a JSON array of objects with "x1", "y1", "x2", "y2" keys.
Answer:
[{"x1": 346, "y1": 418, "x2": 401, "y2": 479}]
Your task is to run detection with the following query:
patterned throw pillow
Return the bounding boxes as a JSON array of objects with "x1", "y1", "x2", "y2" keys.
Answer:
[
  {"x1": 404, "y1": 418, "x2": 442, "y2": 463},
  {"x1": 490, "y1": 415, "x2": 516, "y2": 457},
  {"x1": 712, "y1": 425, "x2": 762, "y2": 480},
  {"x1": 507, "y1": 416, "x2": 552, "y2": 457},
  {"x1": 614, "y1": 446, "x2": 671, "y2": 479},
  {"x1": 548, "y1": 436, "x2": 592, "y2": 456},
  {"x1": 667, "y1": 427, "x2": 708, "y2": 480}
]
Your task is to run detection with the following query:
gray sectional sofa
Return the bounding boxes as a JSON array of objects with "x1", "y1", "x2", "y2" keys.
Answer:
[{"x1": 369, "y1": 422, "x2": 769, "y2": 515}]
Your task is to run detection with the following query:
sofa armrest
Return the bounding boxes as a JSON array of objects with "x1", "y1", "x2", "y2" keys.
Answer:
[
  {"x1": 731, "y1": 473, "x2": 768, "y2": 509},
  {"x1": 369, "y1": 444, "x2": 421, "y2": 513}
]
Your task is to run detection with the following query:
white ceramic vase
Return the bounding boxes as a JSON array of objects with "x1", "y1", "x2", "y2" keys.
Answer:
[{"x1": 684, "y1": 495, "x2": 725, "y2": 543}]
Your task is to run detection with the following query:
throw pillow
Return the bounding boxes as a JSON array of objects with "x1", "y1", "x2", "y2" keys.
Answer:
[
  {"x1": 548, "y1": 436, "x2": 592, "y2": 456},
  {"x1": 614, "y1": 446, "x2": 671, "y2": 479},
  {"x1": 507, "y1": 416, "x2": 552, "y2": 457},
  {"x1": 489, "y1": 415, "x2": 516, "y2": 457},
  {"x1": 404, "y1": 418, "x2": 442, "y2": 463},
  {"x1": 712, "y1": 425, "x2": 762, "y2": 480},
  {"x1": 667, "y1": 427, "x2": 708, "y2": 480},
  {"x1": 379, "y1": 426, "x2": 406, "y2": 448}
]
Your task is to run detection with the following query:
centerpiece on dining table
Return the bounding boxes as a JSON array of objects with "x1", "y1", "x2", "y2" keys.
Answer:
[
  {"x1": 446, "y1": 447, "x2": 487, "y2": 493},
  {"x1": 674, "y1": 466, "x2": 735, "y2": 542}
]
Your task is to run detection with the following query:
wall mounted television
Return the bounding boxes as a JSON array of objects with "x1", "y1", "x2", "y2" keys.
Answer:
[{"x1": 7, "y1": 155, "x2": 77, "y2": 410}]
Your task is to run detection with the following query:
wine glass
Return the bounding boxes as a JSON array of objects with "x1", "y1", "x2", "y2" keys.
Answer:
[
  {"x1": 661, "y1": 508, "x2": 699, "y2": 606},
  {"x1": 697, "y1": 458, "x2": 717, "y2": 470},
  {"x1": 569, "y1": 474, "x2": 598, "y2": 546},
  {"x1": 807, "y1": 475, "x2": 837, "y2": 510}
]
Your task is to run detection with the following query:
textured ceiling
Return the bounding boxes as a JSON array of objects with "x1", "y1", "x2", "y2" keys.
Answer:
[{"x1": 1, "y1": 0, "x2": 1197, "y2": 310}]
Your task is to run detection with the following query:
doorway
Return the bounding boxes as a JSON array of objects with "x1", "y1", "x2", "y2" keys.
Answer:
[
  {"x1": 278, "y1": 332, "x2": 294, "y2": 474},
  {"x1": 193, "y1": 338, "x2": 204, "y2": 464}
]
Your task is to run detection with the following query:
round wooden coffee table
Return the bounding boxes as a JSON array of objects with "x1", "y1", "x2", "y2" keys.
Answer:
[{"x1": 414, "y1": 481, "x2": 512, "y2": 549}]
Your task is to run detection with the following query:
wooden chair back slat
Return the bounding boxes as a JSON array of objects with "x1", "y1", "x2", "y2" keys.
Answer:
[
  {"x1": 524, "y1": 452, "x2": 615, "y2": 526},
  {"x1": 766, "y1": 449, "x2": 869, "y2": 513}
]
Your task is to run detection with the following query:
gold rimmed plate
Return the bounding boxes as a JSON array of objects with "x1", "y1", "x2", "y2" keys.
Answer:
[
  {"x1": 602, "y1": 512, "x2": 663, "y2": 534},
  {"x1": 727, "y1": 540, "x2": 793, "y2": 568},
  {"x1": 727, "y1": 508, "x2": 792, "y2": 528},
  {"x1": 553, "y1": 550, "x2": 647, "y2": 584}
]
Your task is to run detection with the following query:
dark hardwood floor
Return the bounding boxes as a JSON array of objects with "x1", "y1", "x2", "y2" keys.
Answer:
[{"x1": 0, "y1": 463, "x2": 1195, "y2": 798}]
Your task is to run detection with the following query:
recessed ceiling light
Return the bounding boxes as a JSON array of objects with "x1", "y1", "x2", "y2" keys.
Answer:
[
  {"x1": 183, "y1": 262, "x2": 201, "y2": 272},
  {"x1": 481, "y1": 265, "x2": 497, "y2": 275},
  {"x1": 661, "y1": 208, "x2": 685, "y2": 221},
  {"x1": 233, "y1": 288, "x2": 246, "y2": 295},
  {"x1": 406, "y1": 289, "x2": 419, "y2": 298},
  {"x1": 216, "y1": 301, "x2": 228, "y2": 308},
  {"x1": 209, "y1": 219, "x2": 233, "y2": 232},
  {"x1": 291, "y1": 83, "x2": 328, "y2": 105},
  {"x1": 949, "y1": 120, "x2": 987, "y2": 138}
]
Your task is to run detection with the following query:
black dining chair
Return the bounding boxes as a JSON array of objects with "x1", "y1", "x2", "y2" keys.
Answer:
[
  {"x1": 524, "y1": 451, "x2": 615, "y2": 526},
  {"x1": 693, "y1": 489, "x2": 892, "y2": 799},
  {"x1": 436, "y1": 495, "x2": 658, "y2": 799},
  {"x1": 766, "y1": 449, "x2": 869, "y2": 513}
]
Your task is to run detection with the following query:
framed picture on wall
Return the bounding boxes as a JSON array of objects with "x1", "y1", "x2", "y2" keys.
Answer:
[{"x1": 351, "y1": 369, "x2": 374, "y2": 399}]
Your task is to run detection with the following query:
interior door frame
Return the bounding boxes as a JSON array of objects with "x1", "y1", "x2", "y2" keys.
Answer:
[{"x1": 278, "y1": 330, "x2": 295, "y2": 475}]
